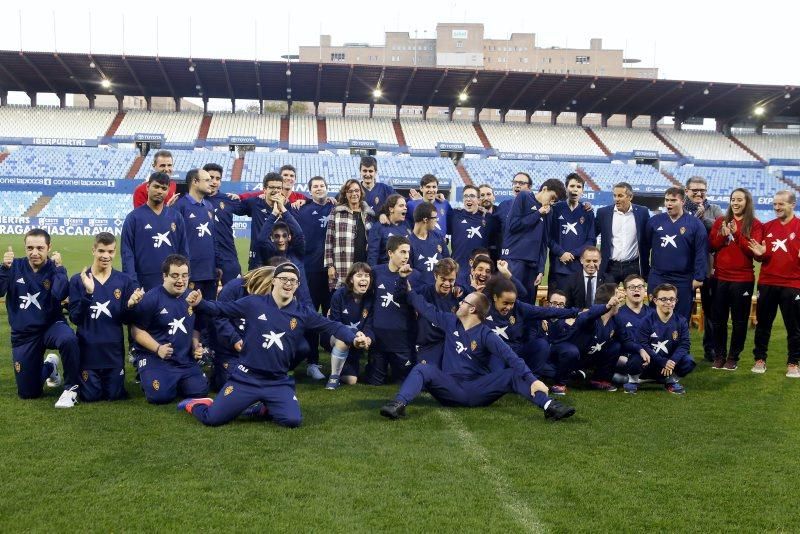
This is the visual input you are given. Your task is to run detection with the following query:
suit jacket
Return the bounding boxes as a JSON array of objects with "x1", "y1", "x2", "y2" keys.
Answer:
[
  {"x1": 594, "y1": 203, "x2": 651, "y2": 279},
  {"x1": 564, "y1": 270, "x2": 606, "y2": 309}
]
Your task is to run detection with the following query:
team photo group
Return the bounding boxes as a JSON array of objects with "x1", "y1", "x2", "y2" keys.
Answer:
[{"x1": 2, "y1": 149, "x2": 799, "y2": 427}]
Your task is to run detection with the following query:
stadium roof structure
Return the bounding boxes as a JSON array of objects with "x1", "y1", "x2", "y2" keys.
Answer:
[{"x1": 0, "y1": 49, "x2": 798, "y2": 124}]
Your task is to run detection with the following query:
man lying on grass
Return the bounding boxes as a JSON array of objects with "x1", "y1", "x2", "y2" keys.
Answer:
[{"x1": 379, "y1": 264, "x2": 576, "y2": 422}]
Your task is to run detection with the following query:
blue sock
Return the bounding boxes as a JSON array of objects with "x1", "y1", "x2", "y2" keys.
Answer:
[
  {"x1": 533, "y1": 391, "x2": 549, "y2": 409},
  {"x1": 41, "y1": 362, "x2": 55, "y2": 383}
]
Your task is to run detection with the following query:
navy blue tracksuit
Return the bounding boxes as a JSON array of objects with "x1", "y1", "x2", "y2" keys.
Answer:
[
  {"x1": 415, "y1": 284, "x2": 460, "y2": 368},
  {"x1": 628, "y1": 312, "x2": 696, "y2": 379},
  {"x1": 207, "y1": 277, "x2": 247, "y2": 391},
  {"x1": 324, "y1": 287, "x2": 374, "y2": 377},
  {"x1": 448, "y1": 209, "x2": 492, "y2": 275},
  {"x1": 207, "y1": 192, "x2": 247, "y2": 285},
  {"x1": 548, "y1": 201, "x2": 595, "y2": 290},
  {"x1": 408, "y1": 230, "x2": 450, "y2": 287},
  {"x1": 121, "y1": 205, "x2": 188, "y2": 291},
  {"x1": 367, "y1": 221, "x2": 412, "y2": 266},
  {"x1": 502, "y1": 191, "x2": 550, "y2": 304},
  {"x1": 174, "y1": 194, "x2": 217, "y2": 300}
]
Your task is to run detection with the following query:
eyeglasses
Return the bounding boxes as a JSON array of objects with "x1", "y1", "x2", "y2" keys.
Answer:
[
  {"x1": 463, "y1": 194, "x2": 478, "y2": 199},
  {"x1": 346, "y1": 188, "x2": 361, "y2": 195},
  {"x1": 626, "y1": 284, "x2": 645, "y2": 291},
  {"x1": 168, "y1": 273, "x2": 189, "y2": 280},
  {"x1": 655, "y1": 297, "x2": 677, "y2": 303},
  {"x1": 548, "y1": 301, "x2": 566, "y2": 308},
  {"x1": 275, "y1": 277, "x2": 299, "y2": 287},
  {"x1": 512, "y1": 180, "x2": 529, "y2": 186},
  {"x1": 687, "y1": 188, "x2": 707, "y2": 195},
  {"x1": 266, "y1": 185, "x2": 282, "y2": 191},
  {"x1": 460, "y1": 299, "x2": 477, "y2": 308}
]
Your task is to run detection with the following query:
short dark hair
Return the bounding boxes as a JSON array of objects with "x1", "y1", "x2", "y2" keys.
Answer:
[
  {"x1": 271, "y1": 221, "x2": 291, "y2": 237},
  {"x1": 360, "y1": 156, "x2": 377, "y2": 170},
  {"x1": 203, "y1": 163, "x2": 223, "y2": 174},
  {"x1": 308, "y1": 176, "x2": 327, "y2": 188},
  {"x1": 623, "y1": 274, "x2": 645, "y2": 288},
  {"x1": 148, "y1": 171, "x2": 171, "y2": 187},
  {"x1": 420, "y1": 174, "x2": 438, "y2": 188},
  {"x1": 593, "y1": 283, "x2": 618, "y2": 305},
  {"x1": 263, "y1": 172, "x2": 283, "y2": 188},
  {"x1": 478, "y1": 183, "x2": 493, "y2": 192},
  {"x1": 484, "y1": 276, "x2": 516, "y2": 299},
  {"x1": 387, "y1": 235, "x2": 411, "y2": 252},
  {"x1": 548, "y1": 289, "x2": 567, "y2": 301},
  {"x1": 581, "y1": 246, "x2": 601, "y2": 258},
  {"x1": 540, "y1": 178, "x2": 567, "y2": 201},
  {"x1": 471, "y1": 254, "x2": 493, "y2": 272},
  {"x1": 185, "y1": 168, "x2": 200, "y2": 185},
  {"x1": 279, "y1": 164, "x2": 296, "y2": 175},
  {"x1": 413, "y1": 201, "x2": 437, "y2": 223},
  {"x1": 161, "y1": 254, "x2": 189, "y2": 275},
  {"x1": 433, "y1": 258, "x2": 459, "y2": 277},
  {"x1": 565, "y1": 172, "x2": 584, "y2": 187},
  {"x1": 613, "y1": 182, "x2": 634, "y2": 195},
  {"x1": 381, "y1": 193, "x2": 405, "y2": 217},
  {"x1": 652, "y1": 283, "x2": 678, "y2": 299},
  {"x1": 152, "y1": 150, "x2": 173, "y2": 163},
  {"x1": 93, "y1": 232, "x2": 116, "y2": 247},
  {"x1": 463, "y1": 184, "x2": 479, "y2": 196},
  {"x1": 24, "y1": 228, "x2": 51, "y2": 246},
  {"x1": 514, "y1": 172, "x2": 532, "y2": 187},
  {"x1": 665, "y1": 186, "x2": 685, "y2": 200}
]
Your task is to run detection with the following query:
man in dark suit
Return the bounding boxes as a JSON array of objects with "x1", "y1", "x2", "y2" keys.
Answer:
[
  {"x1": 594, "y1": 182, "x2": 651, "y2": 284},
  {"x1": 564, "y1": 246, "x2": 605, "y2": 309}
]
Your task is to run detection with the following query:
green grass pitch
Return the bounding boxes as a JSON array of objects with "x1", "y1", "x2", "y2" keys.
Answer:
[{"x1": 1, "y1": 234, "x2": 799, "y2": 532}]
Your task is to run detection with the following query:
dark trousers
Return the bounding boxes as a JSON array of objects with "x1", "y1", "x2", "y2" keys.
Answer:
[
  {"x1": 711, "y1": 279, "x2": 754, "y2": 361},
  {"x1": 753, "y1": 284, "x2": 800, "y2": 365},
  {"x1": 626, "y1": 352, "x2": 696, "y2": 378},
  {"x1": 583, "y1": 341, "x2": 621, "y2": 382},
  {"x1": 218, "y1": 259, "x2": 242, "y2": 286},
  {"x1": 12, "y1": 321, "x2": 80, "y2": 399},
  {"x1": 648, "y1": 272, "x2": 694, "y2": 320},
  {"x1": 507, "y1": 259, "x2": 539, "y2": 304},
  {"x1": 364, "y1": 349, "x2": 413, "y2": 385},
  {"x1": 603, "y1": 258, "x2": 641, "y2": 285},
  {"x1": 700, "y1": 277, "x2": 715, "y2": 357},
  {"x1": 303, "y1": 271, "x2": 332, "y2": 366}
]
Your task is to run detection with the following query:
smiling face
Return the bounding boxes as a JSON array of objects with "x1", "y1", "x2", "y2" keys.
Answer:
[
  {"x1": 360, "y1": 165, "x2": 377, "y2": 189},
  {"x1": 351, "y1": 270, "x2": 371, "y2": 295},
  {"x1": 421, "y1": 181, "x2": 438, "y2": 202},
  {"x1": 346, "y1": 183, "x2": 363, "y2": 208},
  {"x1": 25, "y1": 235, "x2": 50, "y2": 269},
  {"x1": 207, "y1": 169, "x2": 222, "y2": 195},
  {"x1": 773, "y1": 192, "x2": 796, "y2": 221},
  {"x1": 471, "y1": 260, "x2": 492, "y2": 286},
  {"x1": 730, "y1": 190, "x2": 747, "y2": 218},
  {"x1": 581, "y1": 249, "x2": 601, "y2": 276},
  {"x1": 264, "y1": 179, "x2": 283, "y2": 205},
  {"x1": 271, "y1": 228, "x2": 291, "y2": 253},
  {"x1": 493, "y1": 290, "x2": 516, "y2": 316},
  {"x1": 686, "y1": 180, "x2": 707, "y2": 206},
  {"x1": 152, "y1": 156, "x2": 173, "y2": 176},
  {"x1": 653, "y1": 288, "x2": 677, "y2": 316},
  {"x1": 462, "y1": 188, "x2": 479, "y2": 212},
  {"x1": 479, "y1": 186, "x2": 495, "y2": 209},
  {"x1": 163, "y1": 263, "x2": 189, "y2": 296},
  {"x1": 434, "y1": 272, "x2": 457, "y2": 296},
  {"x1": 309, "y1": 179, "x2": 328, "y2": 203},
  {"x1": 92, "y1": 241, "x2": 116, "y2": 270},
  {"x1": 272, "y1": 272, "x2": 299, "y2": 301}
]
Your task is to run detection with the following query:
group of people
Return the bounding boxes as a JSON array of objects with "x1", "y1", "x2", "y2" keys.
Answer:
[{"x1": 2, "y1": 149, "x2": 798, "y2": 428}]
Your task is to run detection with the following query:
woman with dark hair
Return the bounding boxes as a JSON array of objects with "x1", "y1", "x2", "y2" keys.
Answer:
[
  {"x1": 325, "y1": 262, "x2": 374, "y2": 389},
  {"x1": 709, "y1": 187, "x2": 764, "y2": 370},
  {"x1": 367, "y1": 194, "x2": 411, "y2": 266},
  {"x1": 325, "y1": 179, "x2": 376, "y2": 288}
]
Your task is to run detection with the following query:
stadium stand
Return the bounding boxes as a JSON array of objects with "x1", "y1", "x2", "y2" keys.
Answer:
[
  {"x1": 36, "y1": 192, "x2": 132, "y2": 219},
  {"x1": 589, "y1": 127, "x2": 674, "y2": 155},
  {"x1": 205, "y1": 111, "x2": 282, "y2": 143},
  {"x1": 659, "y1": 129, "x2": 758, "y2": 162},
  {"x1": 0, "y1": 146, "x2": 138, "y2": 179},
  {"x1": 114, "y1": 110, "x2": 204, "y2": 144},
  {"x1": 0, "y1": 191, "x2": 42, "y2": 217},
  {"x1": 240, "y1": 152, "x2": 461, "y2": 188},
  {"x1": 325, "y1": 116, "x2": 399, "y2": 146},
  {"x1": 0, "y1": 105, "x2": 115, "y2": 139},
  {"x1": 461, "y1": 158, "x2": 575, "y2": 189},
  {"x1": 288, "y1": 115, "x2": 319, "y2": 149},
  {"x1": 578, "y1": 162, "x2": 672, "y2": 192},
  {"x1": 670, "y1": 166, "x2": 784, "y2": 197},
  {"x1": 401, "y1": 118, "x2": 484, "y2": 151},
  {"x1": 734, "y1": 132, "x2": 800, "y2": 163},
  {"x1": 132, "y1": 149, "x2": 236, "y2": 182},
  {"x1": 481, "y1": 123, "x2": 606, "y2": 157}
]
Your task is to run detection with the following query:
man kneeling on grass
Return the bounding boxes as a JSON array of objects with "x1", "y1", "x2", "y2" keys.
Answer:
[
  {"x1": 623, "y1": 283, "x2": 697, "y2": 395},
  {"x1": 379, "y1": 265, "x2": 575, "y2": 421}
]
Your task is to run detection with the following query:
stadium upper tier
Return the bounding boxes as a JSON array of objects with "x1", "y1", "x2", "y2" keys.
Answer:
[
  {"x1": 669, "y1": 166, "x2": 784, "y2": 197},
  {"x1": 0, "y1": 105, "x2": 116, "y2": 140},
  {"x1": 37, "y1": 192, "x2": 132, "y2": 219},
  {"x1": 481, "y1": 123, "x2": 606, "y2": 157},
  {"x1": 240, "y1": 153, "x2": 461, "y2": 187},
  {"x1": 0, "y1": 146, "x2": 138, "y2": 179},
  {"x1": 579, "y1": 162, "x2": 671, "y2": 191},
  {"x1": 114, "y1": 110, "x2": 204, "y2": 143},
  {"x1": 660, "y1": 130, "x2": 757, "y2": 162},
  {"x1": 205, "y1": 111, "x2": 281, "y2": 142},
  {"x1": 325, "y1": 116, "x2": 398, "y2": 146},
  {"x1": 589, "y1": 127, "x2": 672, "y2": 155},
  {"x1": 288, "y1": 115, "x2": 319, "y2": 149},
  {"x1": 132, "y1": 149, "x2": 236, "y2": 181},
  {"x1": 401, "y1": 118, "x2": 484, "y2": 151},
  {"x1": 461, "y1": 159, "x2": 575, "y2": 188},
  {"x1": 733, "y1": 133, "x2": 800, "y2": 162},
  {"x1": 1, "y1": 190, "x2": 41, "y2": 216}
]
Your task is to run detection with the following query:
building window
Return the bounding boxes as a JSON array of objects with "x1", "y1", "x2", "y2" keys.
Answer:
[
  {"x1": 331, "y1": 53, "x2": 345, "y2": 62},
  {"x1": 391, "y1": 55, "x2": 400, "y2": 62},
  {"x1": 519, "y1": 57, "x2": 528, "y2": 63},
  {"x1": 456, "y1": 41, "x2": 463, "y2": 48},
  {"x1": 576, "y1": 55, "x2": 590, "y2": 64}
]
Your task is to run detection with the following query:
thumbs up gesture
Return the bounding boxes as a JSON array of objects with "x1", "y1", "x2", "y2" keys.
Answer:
[{"x1": 3, "y1": 246, "x2": 13, "y2": 268}]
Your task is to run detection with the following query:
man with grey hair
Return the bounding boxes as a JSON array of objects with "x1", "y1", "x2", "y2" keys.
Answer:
[{"x1": 684, "y1": 176, "x2": 724, "y2": 362}]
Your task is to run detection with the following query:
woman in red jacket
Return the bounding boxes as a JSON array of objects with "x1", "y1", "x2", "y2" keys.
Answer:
[{"x1": 709, "y1": 188, "x2": 763, "y2": 370}]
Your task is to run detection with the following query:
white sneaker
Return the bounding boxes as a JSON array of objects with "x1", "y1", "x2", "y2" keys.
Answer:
[
  {"x1": 44, "y1": 353, "x2": 63, "y2": 388},
  {"x1": 306, "y1": 364, "x2": 325, "y2": 380},
  {"x1": 55, "y1": 387, "x2": 78, "y2": 408},
  {"x1": 786, "y1": 364, "x2": 800, "y2": 378}
]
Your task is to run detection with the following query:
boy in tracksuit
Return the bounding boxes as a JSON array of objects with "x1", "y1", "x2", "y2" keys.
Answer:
[
  {"x1": 121, "y1": 172, "x2": 189, "y2": 291},
  {"x1": 204, "y1": 163, "x2": 248, "y2": 285},
  {"x1": 642, "y1": 187, "x2": 707, "y2": 320},
  {"x1": 130, "y1": 254, "x2": 208, "y2": 404},
  {"x1": 408, "y1": 202, "x2": 450, "y2": 287},
  {"x1": 548, "y1": 174, "x2": 596, "y2": 291},
  {"x1": 174, "y1": 169, "x2": 218, "y2": 302},
  {"x1": 68, "y1": 232, "x2": 144, "y2": 402},
  {"x1": 379, "y1": 272, "x2": 576, "y2": 422},
  {"x1": 240, "y1": 172, "x2": 285, "y2": 270},
  {"x1": 1, "y1": 229, "x2": 80, "y2": 408},
  {"x1": 415, "y1": 258, "x2": 461, "y2": 369},
  {"x1": 448, "y1": 185, "x2": 493, "y2": 275},
  {"x1": 624, "y1": 283, "x2": 696, "y2": 395}
]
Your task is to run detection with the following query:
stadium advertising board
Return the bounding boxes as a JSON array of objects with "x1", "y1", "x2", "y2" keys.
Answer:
[
  {"x1": 227, "y1": 136, "x2": 257, "y2": 145},
  {"x1": 436, "y1": 142, "x2": 466, "y2": 152},
  {"x1": 0, "y1": 216, "x2": 125, "y2": 236},
  {"x1": 0, "y1": 137, "x2": 99, "y2": 147},
  {"x1": 633, "y1": 150, "x2": 659, "y2": 158},
  {"x1": 348, "y1": 139, "x2": 378, "y2": 149},
  {"x1": 133, "y1": 133, "x2": 165, "y2": 142},
  {"x1": 391, "y1": 177, "x2": 452, "y2": 188}
]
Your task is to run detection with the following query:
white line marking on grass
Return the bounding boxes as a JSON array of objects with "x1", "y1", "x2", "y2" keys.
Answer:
[{"x1": 437, "y1": 409, "x2": 546, "y2": 533}]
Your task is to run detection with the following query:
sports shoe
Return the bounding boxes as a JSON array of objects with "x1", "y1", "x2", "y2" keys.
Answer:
[
  {"x1": 550, "y1": 384, "x2": 567, "y2": 396},
  {"x1": 306, "y1": 364, "x2": 325, "y2": 380},
  {"x1": 611, "y1": 372, "x2": 628, "y2": 385},
  {"x1": 325, "y1": 375, "x2": 341, "y2": 390},
  {"x1": 786, "y1": 364, "x2": 800, "y2": 378},
  {"x1": 240, "y1": 402, "x2": 270, "y2": 419},
  {"x1": 751, "y1": 359, "x2": 767, "y2": 374},
  {"x1": 623, "y1": 382, "x2": 639, "y2": 394},
  {"x1": 590, "y1": 380, "x2": 617, "y2": 392},
  {"x1": 722, "y1": 359, "x2": 738, "y2": 371},
  {"x1": 54, "y1": 386, "x2": 78, "y2": 408},
  {"x1": 380, "y1": 400, "x2": 406, "y2": 419},
  {"x1": 44, "y1": 353, "x2": 63, "y2": 388},
  {"x1": 665, "y1": 382, "x2": 686, "y2": 395},
  {"x1": 544, "y1": 400, "x2": 576, "y2": 421},
  {"x1": 177, "y1": 397, "x2": 213, "y2": 414},
  {"x1": 712, "y1": 357, "x2": 725, "y2": 369},
  {"x1": 570, "y1": 369, "x2": 588, "y2": 381}
]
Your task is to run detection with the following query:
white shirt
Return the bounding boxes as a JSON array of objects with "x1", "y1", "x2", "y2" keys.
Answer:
[{"x1": 611, "y1": 204, "x2": 638, "y2": 262}]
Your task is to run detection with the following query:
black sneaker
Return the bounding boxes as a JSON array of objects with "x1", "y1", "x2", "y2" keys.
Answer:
[
  {"x1": 544, "y1": 400, "x2": 576, "y2": 421},
  {"x1": 380, "y1": 400, "x2": 406, "y2": 419}
]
